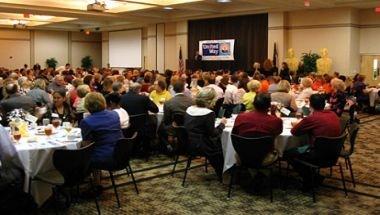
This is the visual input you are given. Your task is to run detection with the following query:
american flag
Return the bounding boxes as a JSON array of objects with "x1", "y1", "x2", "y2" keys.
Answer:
[{"x1": 179, "y1": 46, "x2": 184, "y2": 74}]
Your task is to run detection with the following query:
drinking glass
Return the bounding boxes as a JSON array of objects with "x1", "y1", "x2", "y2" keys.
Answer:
[
  {"x1": 42, "y1": 118, "x2": 50, "y2": 126},
  {"x1": 44, "y1": 125, "x2": 53, "y2": 138},
  {"x1": 62, "y1": 122, "x2": 72, "y2": 137},
  {"x1": 52, "y1": 118, "x2": 61, "y2": 129},
  {"x1": 13, "y1": 130, "x2": 21, "y2": 144}
]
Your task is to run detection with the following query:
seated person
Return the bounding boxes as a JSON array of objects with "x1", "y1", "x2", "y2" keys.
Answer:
[
  {"x1": 44, "y1": 90, "x2": 75, "y2": 123},
  {"x1": 233, "y1": 93, "x2": 283, "y2": 165},
  {"x1": 288, "y1": 94, "x2": 341, "y2": 190},
  {"x1": 158, "y1": 80, "x2": 193, "y2": 154},
  {"x1": 80, "y1": 92, "x2": 123, "y2": 169},
  {"x1": 329, "y1": 78, "x2": 347, "y2": 117},
  {"x1": 1, "y1": 83, "x2": 36, "y2": 122},
  {"x1": 242, "y1": 80, "x2": 261, "y2": 111},
  {"x1": 271, "y1": 80, "x2": 298, "y2": 112},
  {"x1": 149, "y1": 80, "x2": 172, "y2": 106},
  {"x1": 105, "y1": 92, "x2": 130, "y2": 129},
  {"x1": 298, "y1": 77, "x2": 315, "y2": 100},
  {"x1": 184, "y1": 88, "x2": 227, "y2": 180}
]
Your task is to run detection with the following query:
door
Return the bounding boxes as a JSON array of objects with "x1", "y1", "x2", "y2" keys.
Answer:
[{"x1": 361, "y1": 55, "x2": 380, "y2": 86}]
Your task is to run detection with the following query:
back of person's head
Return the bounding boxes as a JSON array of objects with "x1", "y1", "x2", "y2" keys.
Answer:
[
  {"x1": 277, "y1": 80, "x2": 291, "y2": 93},
  {"x1": 157, "y1": 80, "x2": 167, "y2": 91},
  {"x1": 230, "y1": 74, "x2": 239, "y2": 83},
  {"x1": 247, "y1": 80, "x2": 261, "y2": 92},
  {"x1": 173, "y1": 80, "x2": 185, "y2": 94},
  {"x1": 5, "y1": 83, "x2": 18, "y2": 95},
  {"x1": 85, "y1": 92, "x2": 106, "y2": 113},
  {"x1": 129, "y1": 82, "x2": 141, "y2": 93},
  {"x1": 253, "y1": 93, "x2": 271, "y2": 112},
  {"x1": 72, "y1": 78, "x2": 83, "y2": 88},
  {"x1": 195, "y1": 87, "x2": 216, "y2": 108},
  {"x1": 309, "y1": 94, "x2": 326, "y2": 111},
  {"x1": 106, "y1": 92, "x2": 121, "y2": 106},
  {"x1": 112, "y1": 81, "x2": 123, "y2": 92},
  {"x1": 77, "y1": 84, "x2": 91, "y2": 98},
  {"x1": 33, "y1": 78, "x2": 46, "y2": 90},
  {"x1": 301, "y1": 77, "x2": 313, "y2": 88},
  {"x1": 273, "y1": 76, "x2": 281, "y2": 84},
  {"x1": 83, "y1": 75, "x2": 93, "y2": 86}
]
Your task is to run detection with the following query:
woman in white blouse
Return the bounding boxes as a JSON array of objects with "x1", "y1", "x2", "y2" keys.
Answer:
[{"x1": 105, "y1": 92, "x2": 130, "y2": 129}]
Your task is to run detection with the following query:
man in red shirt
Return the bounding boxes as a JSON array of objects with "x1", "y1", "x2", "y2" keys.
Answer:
[
  {"x1": 233, "y1": 93, "x2": 283, "y2": 138},
  {"x1": 289, "y1": 94, "x2": 341, "y2": 190},
  {"x1": 232, "y1": 93, "x2": 283, "y2": 193}
]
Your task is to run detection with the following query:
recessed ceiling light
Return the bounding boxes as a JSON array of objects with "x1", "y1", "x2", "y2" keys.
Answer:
[
  {"x1": 164, "y1": 6, "x2": 173, "y2": 10},
  {"x1": 217, "y1": 0, "x2": 231, "y2": 3}
]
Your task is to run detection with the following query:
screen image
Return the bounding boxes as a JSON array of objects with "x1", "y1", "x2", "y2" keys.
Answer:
[{"x1": 199, "y1": 39, "x2": 235, "y2": 61}]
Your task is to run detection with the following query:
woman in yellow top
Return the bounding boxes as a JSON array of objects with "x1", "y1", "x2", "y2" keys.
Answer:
[
  {"x1": 149, "y1": 80, "x2": 172, "y2": 106},
  {"x1": 242, "y1": 80, "x2": 261, "y2": 111}
]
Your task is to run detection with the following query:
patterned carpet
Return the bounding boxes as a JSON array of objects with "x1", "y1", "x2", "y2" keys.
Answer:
[{"x1": 40, "y1": 114, "x2": 380, "y2": 215}]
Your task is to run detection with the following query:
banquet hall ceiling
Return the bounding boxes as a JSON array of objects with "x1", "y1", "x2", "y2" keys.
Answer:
[{"x1": 0, "y1": 0, "x2": 377, "y2": 31}]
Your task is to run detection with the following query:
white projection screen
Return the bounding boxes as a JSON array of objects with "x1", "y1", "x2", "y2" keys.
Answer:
[{"x1": 109, "y1": 29, "x2": 142, "y2": 68}]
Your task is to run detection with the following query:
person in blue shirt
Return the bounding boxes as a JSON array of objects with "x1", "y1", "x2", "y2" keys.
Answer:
[{"x1": 80, "y1": 92, "x2": 123, "y2": 169}]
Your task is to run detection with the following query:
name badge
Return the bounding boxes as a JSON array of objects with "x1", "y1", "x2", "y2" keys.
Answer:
[
  {"x1": 51, "y1": 113, "x2": 59, "y2": 118},
  {"x1": 280, "y1": 107, "x2": 291, "y2": 116}
]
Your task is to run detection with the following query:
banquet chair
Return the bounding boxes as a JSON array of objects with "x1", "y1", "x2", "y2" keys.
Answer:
[
  {"x1": 171, "y1": 126, "x2": 209, "y2": 186},
  {"x1": 95, "y1": 133, "x2": 139, "y2": 208},
  {"x1": 339, "y1": 115, "x2": 350, "y2": 135},
  {"x1": 291, "y1": 133, "x2": 348, "y2": 203},
  {"x1": 228, "y1": 134, "x2": 278, "y2": 201},
  {"x1": 339, "y1": 123, "x2": 359, "y2": 187},
  {"x1": 32, "y1": 142, "x2": 100, "y2": 215},
  {"x1": 124, "y1": 113, "x2": 150, "y2": 157}
]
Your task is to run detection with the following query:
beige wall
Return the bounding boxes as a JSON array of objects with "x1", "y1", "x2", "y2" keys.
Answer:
[
  {"x1": 164, "y1": 21, "x2": 188, "y2": 72},
  {"x1": 0, "y1": 28, "x2": 101, "y2": 69},
  {"x1": 34, "y1": 30, "x2": 68, "y2": 67},
  {"x1": 359, "y1": 9, "x2": 380, "y2": 54},
  {"x1": 0, "y1": 29, "x2": 30, "y2": 69}
]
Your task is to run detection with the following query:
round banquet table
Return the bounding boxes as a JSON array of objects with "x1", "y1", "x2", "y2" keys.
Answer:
[
  {"x1": 220, "y1": 117, "x2": 304, "y2": 173},
  {"x1": 368, "y1": 88, "x2": 380, "y2": 107},
  {"x1": 13, "y1": 126, "x2": 82, "y2": 206}
]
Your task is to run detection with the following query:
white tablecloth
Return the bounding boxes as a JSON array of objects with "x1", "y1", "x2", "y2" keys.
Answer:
[
  {"x1": 221, "y1": 117, "x2": 302, "y2": 173},
  {"x1": 368, "y1": 88, "x2": 380, "y2": 107},
  {"x1": 14, "y1": 127, "x2": 82, "y2": 206}
]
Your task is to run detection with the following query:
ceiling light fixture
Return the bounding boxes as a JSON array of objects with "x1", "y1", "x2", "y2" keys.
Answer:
[
  {"x1": 217, "y1": 0, "x2": 231, "y2": 3},
  {"x1": 164, "y1": 6, "x2": 173, "y2": 10},
  {"x1": 304, "y1": 0, "x2": 311, "y2": 7}
]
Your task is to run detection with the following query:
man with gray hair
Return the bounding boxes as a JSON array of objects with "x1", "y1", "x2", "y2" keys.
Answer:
[
  {"x1": 0, "y1": 83, "x2": 35, "y2": 118},
  {"x1": 120, "y1": 82, "x2": 158, "y2": 157},
  {"x1": 120, "y1": 82, "x2": 158, "y2": 118},
  {"x1": 47, "y1": 75, "x2": 67, "y2": 93}
]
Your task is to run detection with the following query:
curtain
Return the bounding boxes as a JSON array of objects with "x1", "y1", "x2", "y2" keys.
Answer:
[{"x1": 188, "y1": 13, "x2": 268, "y2": 72}]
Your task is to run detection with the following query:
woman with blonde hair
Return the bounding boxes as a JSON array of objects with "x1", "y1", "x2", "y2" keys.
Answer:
[
  {"x1": 329, "y1": 78, "x2": 347, "y2": 116},
  {"x1": 298, "y1": 77, "x2": 315, "y2": 100},
  {"x1": 271, "y1": 80, "x2": 298, "y2": 112},
  {"x1": 242, "y1": 80, "x2": 261, "y2": 111},
  {"x1": 184, "y1": 87, "x2": 227, "y2": 180}
]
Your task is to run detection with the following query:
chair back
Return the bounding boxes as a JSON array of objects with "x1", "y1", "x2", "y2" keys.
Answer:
[
  {"x1": 113, "y1": 132, "x2": 138, "y2": 170},
  {"x1": 53, "y1": 142, "x2": 94, "y2": 187},
  {"x1": 231, "y1": 134, "x2": 275, "y2": 168},
  {"x1": 347, "y1": 123, "x2": 359, "y2": 155},
  {"x1": 173, "y1": 113, "x2": 185, "y2": 126},
  {"x1": 124, "y1": 113, "x2": 146, "y2": 137},
  {"x1": 339, "y1": 115, "x2": 350, "y2": 135},
  {"x1": 212, "y1": 98, "x2": 224, "y2": 117},
  {"x1": 173, "y1": 125, "x2": 188, "y2": 154},
  {"x1": 186, "y1": 131, "x2": 206, "y2": 157},
  {"x1": 312, "y1": 133, "x2": 348, "y2": 167}
]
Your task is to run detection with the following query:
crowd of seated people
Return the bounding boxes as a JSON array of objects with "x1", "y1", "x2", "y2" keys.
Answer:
[{"x1": 0, "y1": 59, "x2": 377, "y2": 197}]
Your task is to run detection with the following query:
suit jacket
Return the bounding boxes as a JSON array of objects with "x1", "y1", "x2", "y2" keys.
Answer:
[
  {"x1": 163, "y1": 93, "x2": 192, "y2": 126},
  {"x1": 0, "y1": 94, "x2": 36, "y2": 115},
  {"x1": 120, "y1": 91, "x2": 158, "y2": 116}
]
